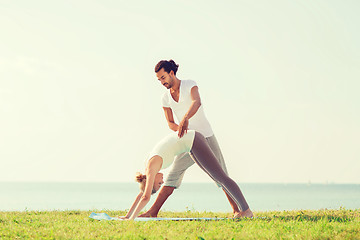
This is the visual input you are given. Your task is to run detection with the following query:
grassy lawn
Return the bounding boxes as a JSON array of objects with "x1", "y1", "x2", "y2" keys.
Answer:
[{"x1": 1, "y1": 209, "x2": 359, "y2": 239}]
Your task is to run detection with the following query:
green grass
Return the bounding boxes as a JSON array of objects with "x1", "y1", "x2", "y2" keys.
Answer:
[{"x1": 1, "y1": 209, "x2": 359, "y2": 239}]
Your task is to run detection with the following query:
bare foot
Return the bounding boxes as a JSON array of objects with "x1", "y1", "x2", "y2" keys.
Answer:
[
  {"x1": 233, "y1": 209, "x2": 254, "y2": 218},
  {"x1": 231, "y1": 211, "x2": 241, "y2": 218},
  {"x1": 138, "y1": 212, "x2": 158, "y2": 218}
]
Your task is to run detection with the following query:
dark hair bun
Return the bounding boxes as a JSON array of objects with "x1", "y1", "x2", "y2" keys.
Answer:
[
  {"x1": 169, "y1": 59, "x2": 179, "y2": 72},
  {"x1": 155, "y1": 59, "x2": 180, "y2": 75}
]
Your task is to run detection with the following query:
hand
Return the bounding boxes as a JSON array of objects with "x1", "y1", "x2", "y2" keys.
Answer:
[{"x1": 178, "y1": 117, "x2": 189, "y2": 138}]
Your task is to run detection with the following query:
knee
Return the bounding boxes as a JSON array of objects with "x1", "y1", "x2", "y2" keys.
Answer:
[{"x1": 217, "y1": 175, "x2": 236, "y2": 186}]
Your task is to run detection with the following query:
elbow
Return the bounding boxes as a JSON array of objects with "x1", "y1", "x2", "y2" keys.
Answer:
[
  {"x1": 195, "y1": 99, "x2": 201, "y2": 108},
  {"x1": 141, "y1": 195, "x2": 151, "y2": 202}
]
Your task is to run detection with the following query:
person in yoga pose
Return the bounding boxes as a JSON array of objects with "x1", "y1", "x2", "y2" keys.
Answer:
[
  {"x1": 122, "y1": 130, "x2": 253, "y2": 220},
  {"x1": 140, "y1": 59, "x2": 244, "y2": 218}
]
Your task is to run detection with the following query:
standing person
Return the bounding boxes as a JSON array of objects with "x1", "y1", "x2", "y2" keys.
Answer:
[{"x1": 139, "y1": 59, "x2": 248, "y2": 218}]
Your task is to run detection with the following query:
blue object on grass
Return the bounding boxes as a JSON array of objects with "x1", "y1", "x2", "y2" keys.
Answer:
[{"x1": 89, "y1": 212, "x2": 225, "y2": 221}]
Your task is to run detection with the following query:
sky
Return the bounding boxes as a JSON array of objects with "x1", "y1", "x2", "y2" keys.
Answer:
[{"x1": 1, "y1": 0, "x2": 359, "y2": 183}]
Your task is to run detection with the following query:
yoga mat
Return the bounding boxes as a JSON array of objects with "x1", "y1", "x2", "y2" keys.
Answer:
[{"x1": 89, "y1": 212, "x2": 225, "y2": 221}]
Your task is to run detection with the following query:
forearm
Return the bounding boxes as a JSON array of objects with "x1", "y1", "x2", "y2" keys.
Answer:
[
  {"x1": 124, "y1": 192, "x2": 142, "y2": 218},
  {"x1": 163, "y1": 107, "x2": 178, "y2": 132},
  {"x1": 168, "y1": 122, "x2": 179, "y2": 131},
  {"x1": 183, "y1": 100, "x2": 201, "y2": 121},
  {"x1": 129, "y1": 197, "x2": 151, "y2": 220}
]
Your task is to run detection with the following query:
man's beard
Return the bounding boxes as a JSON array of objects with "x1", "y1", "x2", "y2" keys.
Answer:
[
  {"x1": 164, "y1": 78, "x2": 174, "y2": 89},
  {"x1": 163, "y1": 82, "x2": 171, "y2": 89}
]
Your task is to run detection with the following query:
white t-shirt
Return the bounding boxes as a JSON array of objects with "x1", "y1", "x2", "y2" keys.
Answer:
[
  {"x1": 161, "y1": 80, "x2": 213, "y2": 138},
  {"x1": 148, "y1": 130, "x2": 196, "y2": 169}
]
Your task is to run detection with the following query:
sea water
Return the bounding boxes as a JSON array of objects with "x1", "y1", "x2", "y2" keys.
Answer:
[{"x1": 1, "y1": 182, "x2": 359, "y2": 212}]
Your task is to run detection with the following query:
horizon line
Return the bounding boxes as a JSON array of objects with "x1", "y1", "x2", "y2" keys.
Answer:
[{"x1": 0, "y1": 181, "x2": 359, "y2": 185}]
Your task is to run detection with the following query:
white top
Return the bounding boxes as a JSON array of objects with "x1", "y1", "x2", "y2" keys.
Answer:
[
  {"x1": 148, "y1": 130, "x2": 196, "y2": 169},
  {"x1": 161, "y1": 80, "x2": 214, "y2": 138}
]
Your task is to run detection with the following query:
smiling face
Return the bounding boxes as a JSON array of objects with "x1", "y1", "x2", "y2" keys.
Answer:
[
  {"x1": 156, "y1": 68, "x2": 175, "y2": 89},
  {"x1": 153, "y1": 172, "x2": 164, "y2": 192}
]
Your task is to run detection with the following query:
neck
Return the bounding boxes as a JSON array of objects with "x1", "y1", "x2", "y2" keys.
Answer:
[{"x1": 171, "y1": 77, "x2": 181, "y2": 92}]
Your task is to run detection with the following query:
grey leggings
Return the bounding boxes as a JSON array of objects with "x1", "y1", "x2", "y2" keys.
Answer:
[{"x1": 189, "y1": 132, "x2": 250, "y2": 211}]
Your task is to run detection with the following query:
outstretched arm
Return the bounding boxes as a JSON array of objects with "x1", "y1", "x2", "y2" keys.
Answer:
[
  {"x1": 123, "y1": 192, "x2": 143, "y2": 219},
  {"x1": 178, "y1": 86, "x2": 201, "y2": 138},
  {"x1": 129, "y1": 156, "x2": 162, "y2": 220}
]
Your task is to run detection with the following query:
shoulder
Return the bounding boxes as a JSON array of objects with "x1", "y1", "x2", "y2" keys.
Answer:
[
  {"x1": 182, "y1": 80, "x2": 198, "y2": 90},
  {"x1": 161, "y1": 91, "x2": 171, "y2": 107},
  {"x1": 184, "y1": 80, "x2": 197, "y2": 86}
]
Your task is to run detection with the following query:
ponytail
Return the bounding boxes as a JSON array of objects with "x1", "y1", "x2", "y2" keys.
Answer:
[
  {"x1": 135, "y1": 172, "x2": 146, "y2": 183},
  {"x1": 155, "y1": 59, "x2": 179, "y2": 75},
  {"x1": 135, "y1": 172, "x2": 158, "y2": 194}
]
